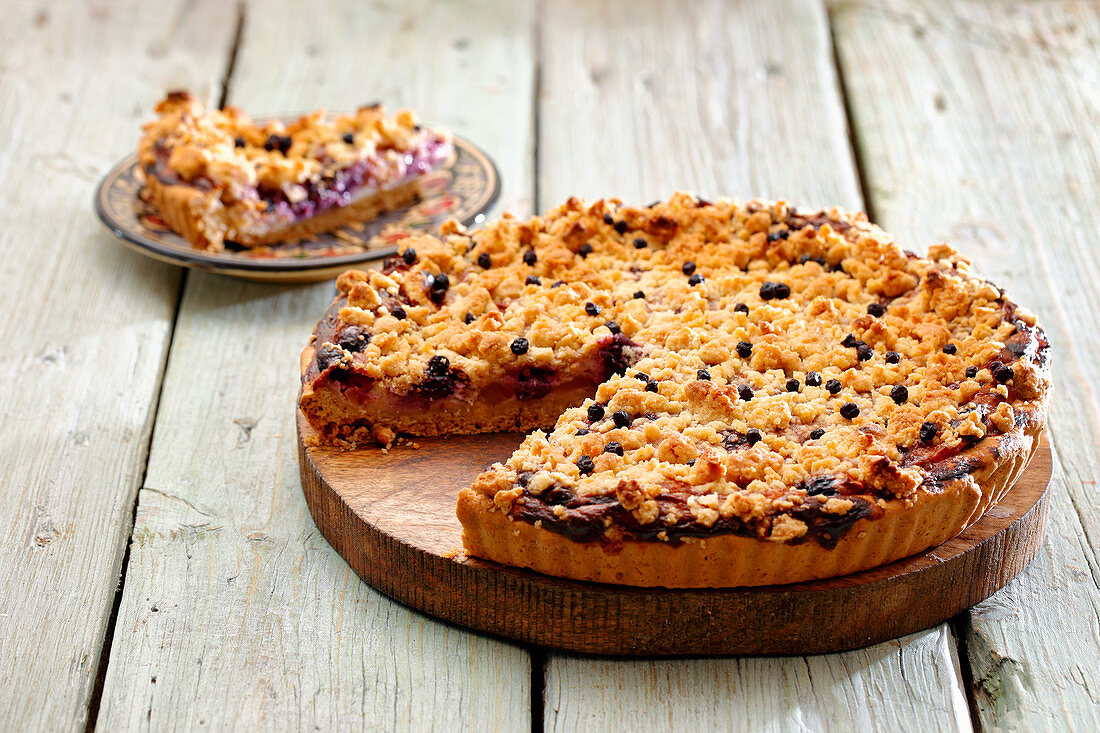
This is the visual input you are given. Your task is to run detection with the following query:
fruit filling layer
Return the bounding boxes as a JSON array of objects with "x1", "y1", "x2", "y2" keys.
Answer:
[{"x1": 148, "y1": 134, "x2": 450, "y2": 222}]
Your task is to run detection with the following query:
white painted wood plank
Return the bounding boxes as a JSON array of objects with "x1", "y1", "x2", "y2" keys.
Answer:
[
  {"x1": 548, "y1": 627, "x2": 969, "y2": 732},
  {"x1": 961, "y1": 465, "x2": 1100, "y2": 731},
  {"x1": 833, "y1": 0, "x2": 1100, "y2": 728},
  {"x1": 96, "y1": 1, "x2": 536, "y2": 730},
  {"x1": 0, "y1": 2, "x2": 237, "y2": 730},
  {"x1": 539, "y1": 1, "x2": 970, "y2": 730},
  {"x1": 538, "y1": 0, "x2": 862, "y2": 210}
]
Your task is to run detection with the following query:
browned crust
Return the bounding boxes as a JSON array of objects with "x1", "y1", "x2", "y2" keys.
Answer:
[
  {"x1": 457, "y1": 417, "x2": 1045, "y2": 587},
  {"x1": 144, "y1": 174, "x2": 424, "y2": 251},
  {"x1": 457, "y1": 331, "x2": 1051, "y2": 587},
  {"x1": 252, "y1": 178, "x2": 422, "y2": 245},
  {"x1": 145, "y1": 174, "x2": 223, "y2": 250}
]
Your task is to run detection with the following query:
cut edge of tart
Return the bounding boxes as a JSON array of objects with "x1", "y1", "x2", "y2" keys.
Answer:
[
  {"x1": 298, "y1": 192, "x2": 1052, "y2": 587},
  {"x1": 139, "y1": 91, "x2": 453, "y2": 251}
]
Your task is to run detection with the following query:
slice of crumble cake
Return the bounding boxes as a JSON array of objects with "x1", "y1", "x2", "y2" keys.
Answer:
[{"x1": 139, "y1": 91, "x2": 452, "y2": 251}]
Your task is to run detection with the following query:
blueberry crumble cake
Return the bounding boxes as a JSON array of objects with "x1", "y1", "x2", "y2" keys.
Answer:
[
  {"x1": 139, "y1": 91, "x2": 452, "y2": 251},
  {"x1": 299, "y1": 192, "x2": 1051, "y2": 587}
]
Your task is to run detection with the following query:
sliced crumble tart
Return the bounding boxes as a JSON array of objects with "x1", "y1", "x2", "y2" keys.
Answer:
[
  {"x1": 299, "y1": 192, "x2": 1051, "y2": 587},
  {"x1": 139, "y1": 91, "x2": 452, "y2": 251}
]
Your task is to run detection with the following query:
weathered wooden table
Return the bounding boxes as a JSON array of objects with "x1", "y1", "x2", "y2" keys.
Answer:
[{"x1": 4, "y1": 0, "x2": 1098, "y2": 729}]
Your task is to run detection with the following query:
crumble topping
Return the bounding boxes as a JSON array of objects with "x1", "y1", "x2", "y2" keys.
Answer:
[
  {"x1": 138, "y1": 91, "x2": 452, "y2": 250},
  {"x1": 303, "y1": 192, "x2": 1050, "y2": 545},
  {"x1": 142, "y1": 91, "x2": 444, "y2": 192}
]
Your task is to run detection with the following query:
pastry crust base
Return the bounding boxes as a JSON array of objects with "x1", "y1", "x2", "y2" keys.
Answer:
[
  {"x1": 458, "y1": 419, "x2": 1045, "y2": 588},
  {"x1": 145, "y1": 174, "x2": 423, "y2": 251}
]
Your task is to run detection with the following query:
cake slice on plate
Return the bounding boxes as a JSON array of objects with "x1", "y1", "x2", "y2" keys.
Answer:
[{"x1": 139, "y1": 91, "x2": 452, "y2": 251}]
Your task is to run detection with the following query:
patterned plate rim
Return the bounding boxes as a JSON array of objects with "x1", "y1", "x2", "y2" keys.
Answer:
[{"x1": 94, "y1": 135, "x2": 500, "y2": 273}]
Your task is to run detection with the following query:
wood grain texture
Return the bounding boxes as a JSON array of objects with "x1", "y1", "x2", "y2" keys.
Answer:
[
  {"x1": 0, "y1": 1, "x2": 237, "y2": 729},
  {"x1": 300, "y1": 414, "x2": 1052, "y2": 655},
  {"x1": 833, "y1": 1, "x2": 1100, "y2": 728},
  {"x1": 538, "y1": 0, "x2": 862, "y2": 210},
  {"x1": 546, "y1": 626, "x2": 971, "y2": 732},
  {"x1": 537, "y1": 0, "x2": 973, "y2": 727},
  {"x1": 96, "y1": 1, "x2": 536, "y2": 730}
]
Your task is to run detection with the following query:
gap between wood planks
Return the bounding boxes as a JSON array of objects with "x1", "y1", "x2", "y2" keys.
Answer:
[
  {"x1": 81, "y1": 5, "x2": 246, "y2": 730},
  {"x1": 81, "y1": 280, "x2": 191, "y2": 733},
  {"x1": 825, "y1": 5, "x2": 983, "y2": 729},
  {"x1": 530, "y1": 4, "x2": 546, "y2": 729},
  {"x1": 951, "y1": 614, "x2": 985, "y2": 733},
  {"x1": 531, "y1": 646, "x2": 547, "y2": 733},
  {"x1": 829, "y1": 6, "x2": 979, "y2": 726},
  {"x1": 826, "y1": 3, "x2": 877, "y2": 224},
  {"x1": 217, "y1": 2, "x2": 246, "y2": 109}
]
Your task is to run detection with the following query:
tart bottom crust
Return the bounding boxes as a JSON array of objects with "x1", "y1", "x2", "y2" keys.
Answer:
[
  {"x1": 145, "y1": 174, "x2": 423, "y2": 251},
  {"x1": 457, "y1": 419, "x2": 1044, "y2": 588}
]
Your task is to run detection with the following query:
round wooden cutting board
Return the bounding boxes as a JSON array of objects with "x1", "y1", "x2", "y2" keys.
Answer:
[{"x1": 297, "y1": 411, "x2": 1052, "y2": 656}]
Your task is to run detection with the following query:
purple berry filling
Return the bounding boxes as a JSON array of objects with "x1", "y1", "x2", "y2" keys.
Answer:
[
  {"x1": 412, "y1": 363, "x2": 469, "y2": 400},
  {"x1": 599, "y1": 333, "x2": 636, "y2": 378},
  {"x1": 514, "y1": 367, "x2": 556, "y2": 401},
  {"x1": 151, "y1": 135, "x2": 450, "y2": 222},
  {"x1": 259, "y1": 137, "x2": 450, "y2": 220}
]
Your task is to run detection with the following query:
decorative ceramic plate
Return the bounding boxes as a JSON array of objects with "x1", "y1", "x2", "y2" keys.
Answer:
[{"x1": 95, "y1": 133, "x2": 499, "y2": 283}]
